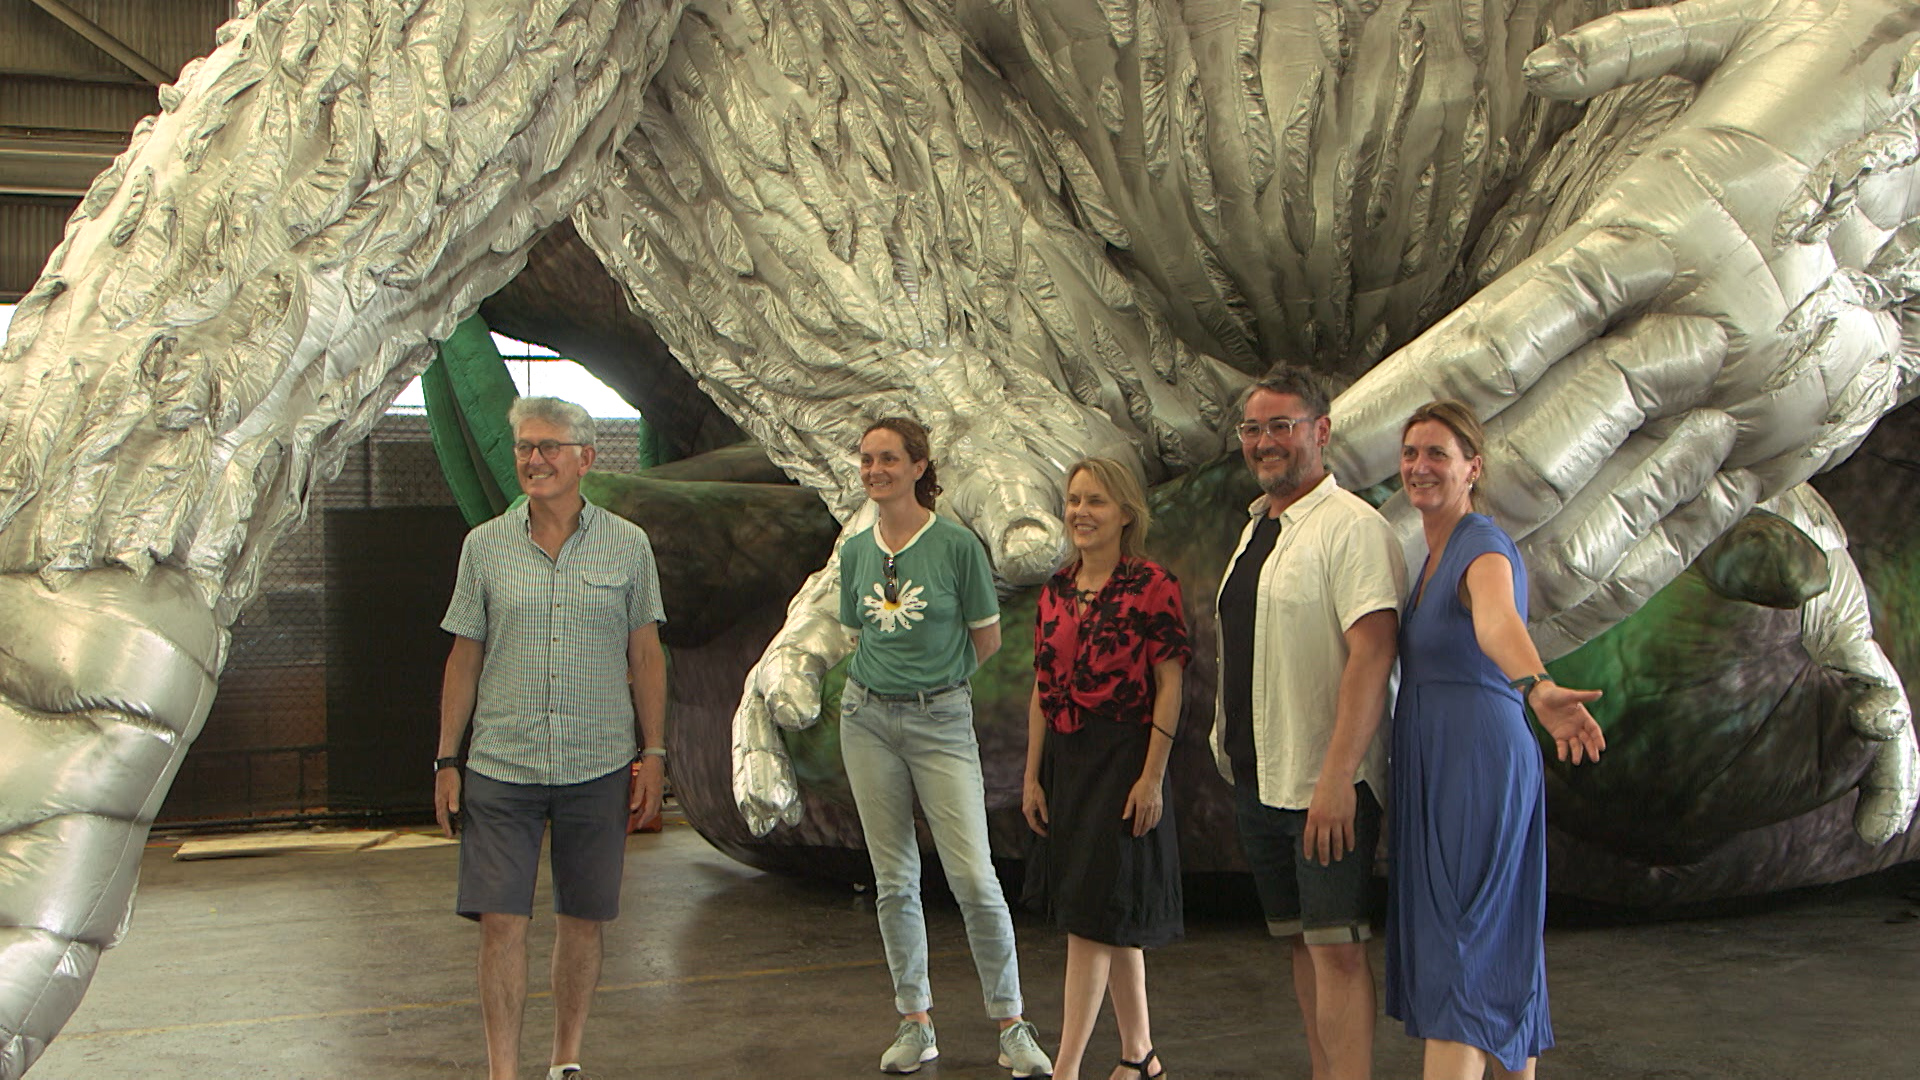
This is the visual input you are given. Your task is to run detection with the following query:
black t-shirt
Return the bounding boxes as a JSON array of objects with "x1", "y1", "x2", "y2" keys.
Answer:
[{"x1": 1219, "y1": 513, "x2": 1282, "y2": 787}]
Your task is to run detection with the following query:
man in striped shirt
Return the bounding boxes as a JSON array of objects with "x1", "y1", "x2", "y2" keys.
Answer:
[{"x1": 435, "y1": 396, "x2": 667, "y2": 1080}]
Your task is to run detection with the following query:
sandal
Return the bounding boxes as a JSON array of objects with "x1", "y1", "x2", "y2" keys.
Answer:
[{"x1": 1118, "y1": 1048, "x2": 1165, "y2": 1079}]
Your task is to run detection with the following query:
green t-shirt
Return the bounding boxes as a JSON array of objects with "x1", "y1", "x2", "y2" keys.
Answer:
[{"x1": 839, "y1": 512, "x2": 1001, "y2": 695}]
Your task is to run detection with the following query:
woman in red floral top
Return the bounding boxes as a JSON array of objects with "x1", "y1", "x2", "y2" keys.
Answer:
[{"x1": 1022, "y1": 458, "x2": 1191, "y2": 1080}]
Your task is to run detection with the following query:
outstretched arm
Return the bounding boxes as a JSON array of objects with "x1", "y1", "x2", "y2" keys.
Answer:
[
  {"x1": 1332, "y1": 0, "x2": 1920, "y2": 660},
  {"x1": 1462, "y1": 554, "x2": 1607, "y2": 765}
]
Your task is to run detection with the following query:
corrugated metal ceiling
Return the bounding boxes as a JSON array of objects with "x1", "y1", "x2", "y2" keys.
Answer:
[{"x1": 0, "y1": 0, "x2": 233, "y2": 299}]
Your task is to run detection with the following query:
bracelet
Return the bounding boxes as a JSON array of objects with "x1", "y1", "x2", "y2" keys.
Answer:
[
  {"x1": 1150, "y1": 723, "x2": 1176, "y2": 742},
  {"x1": 1508, "y1": 673, "x2": 1552, "y2": 704},
  {"x1": 640, "y1": 747, "x2": 667, "y2": 759},
  {"x1": 433, "y1": 755, "x2": 462, "y2": 774}
]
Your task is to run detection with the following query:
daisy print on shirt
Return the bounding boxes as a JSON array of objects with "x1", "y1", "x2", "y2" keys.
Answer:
[{"x1": 862, "y1": 578, "x2": 927, "y2": 633}]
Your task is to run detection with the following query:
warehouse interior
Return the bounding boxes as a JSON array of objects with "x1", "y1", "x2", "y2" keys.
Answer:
[{"x1": 4, "y1": 5, "x2": 1919, "y2": 1079}]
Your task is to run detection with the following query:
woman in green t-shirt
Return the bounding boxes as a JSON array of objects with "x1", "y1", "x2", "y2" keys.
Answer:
[{"x1": 837, "y1": 417, "x2": 1052, "y2": 1078}]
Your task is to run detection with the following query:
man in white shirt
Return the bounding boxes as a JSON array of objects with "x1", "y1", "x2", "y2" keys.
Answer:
[{"x1": 1213, "y1": 368, "x2": 1406, "y2": 1080}]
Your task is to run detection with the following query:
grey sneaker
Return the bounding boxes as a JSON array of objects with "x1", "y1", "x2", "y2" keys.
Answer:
[
  {"x1": 996, "y1": 1019, "x2": 1053, "y2": 1078},
  {"x1": 880, "y1": 1019, "x2": 938, "y2": 1073}
]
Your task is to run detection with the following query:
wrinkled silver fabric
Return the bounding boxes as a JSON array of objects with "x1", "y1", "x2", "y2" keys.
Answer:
[
  {"x1": 0, "y1": 2, "x2": 689, "y2": 1073},
  {"x1": 3, "y1": 1, "x2": 1920, "y2": 1074}
]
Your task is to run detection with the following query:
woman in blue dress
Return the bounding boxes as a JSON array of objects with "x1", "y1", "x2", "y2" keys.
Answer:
[{"x1": 1385, "y1": 400, "x2": 1607, "y2": 1080}]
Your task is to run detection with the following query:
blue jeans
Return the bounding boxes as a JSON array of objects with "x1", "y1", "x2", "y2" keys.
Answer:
[{"x1": 840, "y1": 680, "x2": 1023, "y2": 1018}]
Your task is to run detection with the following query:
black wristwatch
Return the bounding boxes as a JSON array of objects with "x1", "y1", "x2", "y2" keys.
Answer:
[{"x1": 433, "y1": 755, "x2": 463, "y2": 774}]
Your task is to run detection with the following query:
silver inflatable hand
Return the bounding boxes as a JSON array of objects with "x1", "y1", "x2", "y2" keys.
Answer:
[
  {"x1": 568, "y1": 2, "x2": 1243, "y2": 833},
  {"x1": 1332, "y1": 0, "x2": 1920, "y2": 661},
  {"x1": 732, "y1": 506, "x2": 865, "y2": 836},
  {"x1": 0, "y1": 2, "x2": 686, "y2": 1074},
  {"x1": 724, "y1": 384, "x2": 1160, "y2": 835},
  {"x1": 1765, "y1": 486, "x2": 1919, "y2": 844},
  {"x1": 0, "y1": 570, "x2": 220, "y2": 1080}
]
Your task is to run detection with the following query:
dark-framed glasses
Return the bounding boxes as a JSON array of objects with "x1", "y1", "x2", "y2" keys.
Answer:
[
  {"x1": 1236, "y1": 416, "x2": 1316, "y2": 442},
  {"x1": 883, "y1": 553, "x2": 899, "y2": 605},
  {"x1": 512, "y1": 439, "x2": 587, "y2": 460}
]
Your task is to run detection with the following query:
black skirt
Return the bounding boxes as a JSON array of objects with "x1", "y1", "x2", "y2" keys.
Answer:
[{"x1": 1023, "y1": 717, "x2": 1183, "y2": 948}]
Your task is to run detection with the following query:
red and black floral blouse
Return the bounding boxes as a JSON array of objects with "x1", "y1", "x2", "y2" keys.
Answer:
[{"x1": 1034, "y1": 558, "x2": 1191, "y2": 734}]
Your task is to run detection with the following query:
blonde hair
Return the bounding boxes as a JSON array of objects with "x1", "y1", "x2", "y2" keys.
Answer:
[{"x1": 1066, "y1": 458, "x2": 1151, "y2": 562}]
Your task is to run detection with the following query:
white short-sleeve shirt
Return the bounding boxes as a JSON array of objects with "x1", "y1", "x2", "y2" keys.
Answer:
[{"x1": 1211, "y1": 473, "x2": 1407, "y2": 810}]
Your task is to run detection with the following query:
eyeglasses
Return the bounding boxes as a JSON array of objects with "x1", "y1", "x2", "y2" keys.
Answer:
[
  {"x1": 512, "y1": 440, "x2": 587, "y2": 460},
  {"x1": 882, "y1": 554, "x2": 899, "y2": 605},
  {"x1": 1236, "y1": 416, "x2": 1316, "y2": 442}
]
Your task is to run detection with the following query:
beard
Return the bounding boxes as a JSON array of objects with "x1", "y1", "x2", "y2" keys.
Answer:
[{"x1": 1253, "y1": 450, "x2": 1316, "y2": 499}]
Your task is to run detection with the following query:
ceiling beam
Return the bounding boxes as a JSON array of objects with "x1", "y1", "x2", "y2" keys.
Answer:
[
  {"x1": 0, "y1": 131, "x2": 125, "y2": 199},
  {"x1": 25, "y1": 0, "x2": 174, "y2": 87}
]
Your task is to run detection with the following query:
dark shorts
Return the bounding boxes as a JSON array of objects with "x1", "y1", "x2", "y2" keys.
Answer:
[
  {"x1": 457, "y1": 766, "x2": 630, "y2": 922},
  {"x1": 1233, "y1": 780, "x2": 1381, "y2": 945}
]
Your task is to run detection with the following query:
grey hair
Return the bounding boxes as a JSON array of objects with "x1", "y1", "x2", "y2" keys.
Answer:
[
  {"x1": 1237, "y1": 365, "x2": 1332, "y2": 417},
  {"x1": 507, "y1": 395, "x2": 596, "y2": 446}
]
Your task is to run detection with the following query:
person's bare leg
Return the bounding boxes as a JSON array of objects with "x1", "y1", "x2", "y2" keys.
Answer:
[
  {"x1": 479, "y1": 913, "x2": 531, "y2": 1080},
  {"x1": 1305, "y1": 941, "x2": 1373, "y2": 1080},
  {"x1": 1292, "y1": 937, "x2": 1329, "y2": 1079},
  {"x1": 550, "y1": 915, "x2": 605, "y2": 1071},
  {"x1": 1104, "y1": 946, "x2": 1156, "y2": 1079},
  {"x1": 1423, "y1": 1038, "x2": 1489, "y2": 1080},
  {"x1": 1053, "y1": 934, "x2": 1112, "y2": 1080},
  {"x1": 1488, "y1": 1053, "x2": 1535, "y2": 1080}
]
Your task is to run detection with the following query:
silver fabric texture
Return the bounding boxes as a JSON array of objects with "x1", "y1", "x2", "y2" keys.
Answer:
[{"x1": 2, "y1": 1, "x2": 1920, "y2": 1073}]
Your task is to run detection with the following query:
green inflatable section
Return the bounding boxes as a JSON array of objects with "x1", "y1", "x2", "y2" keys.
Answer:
[
  {"x1": 424, "y1": 315, "x2": 672, "y2": 525},
  {"x1": 423, "y1": 315, "x2": 523, "y2": 526}
]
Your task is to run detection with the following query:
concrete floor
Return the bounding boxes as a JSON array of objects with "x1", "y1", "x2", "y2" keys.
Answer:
[{"x1": 30, "y1": 817, "x2": 1920, "y2": 1080}]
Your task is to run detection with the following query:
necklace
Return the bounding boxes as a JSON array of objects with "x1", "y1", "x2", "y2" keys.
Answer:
[
  {"x1": 1071, "y1": 589, "x2": 1100, "y2": 622},
  {"x1": 1073, "y1": 557, "x2": 1117, "y2": 614},
  {"x1": 1074, "y1": 577, "x2": 1106, "y2": 611}
]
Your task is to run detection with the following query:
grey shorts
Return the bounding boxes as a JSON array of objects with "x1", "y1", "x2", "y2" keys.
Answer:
[
  {"x1": 456, "y1": 766, "x2": 630, "y2": 922},
  {"x1": 1233, "y1": 780, "x2": 1381, "y2": 945}
]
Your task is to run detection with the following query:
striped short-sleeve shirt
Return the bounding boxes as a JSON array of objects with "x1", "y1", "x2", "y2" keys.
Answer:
[{"x1": 441, "y1": 500, "x2": 666, "y2": 786}]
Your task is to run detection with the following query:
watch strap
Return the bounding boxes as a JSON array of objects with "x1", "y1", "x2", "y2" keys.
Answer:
[{"x1": 1507, "y1": 673, "x2": 1551, "y2": 703}]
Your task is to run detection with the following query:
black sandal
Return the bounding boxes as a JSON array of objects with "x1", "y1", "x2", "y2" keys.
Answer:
[{"x1": 1118, "y1": 1048, "x2": 1165, "y2": 1079}]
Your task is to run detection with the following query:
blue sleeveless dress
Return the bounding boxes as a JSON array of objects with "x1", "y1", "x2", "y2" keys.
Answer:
[{"x1": 1384, "y1": 514, "x2": 1552, "y2": 1071}]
